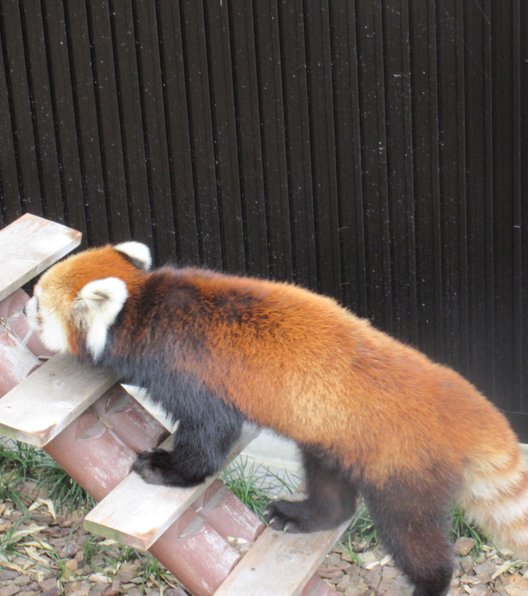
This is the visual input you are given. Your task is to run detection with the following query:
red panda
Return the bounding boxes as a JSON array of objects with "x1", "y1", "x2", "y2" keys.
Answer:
[{"x1": 25, "y1": 241, "x2": 528, "y2": 596}]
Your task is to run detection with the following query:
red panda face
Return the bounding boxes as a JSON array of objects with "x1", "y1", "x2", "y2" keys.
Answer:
[{"x1": 26, "y1": 242, "x2": 151, "y2": 359}]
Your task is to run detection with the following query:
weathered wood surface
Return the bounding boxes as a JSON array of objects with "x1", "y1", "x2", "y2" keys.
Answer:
[
  {"x1": 84, "y1": 426, "x2": 260, "y2": 550},
  {"x1": 0, "y1": 353, "x2": 119, "y2": 446},
  {"x1": 215, "y1": 516, "x2": 350, "y2": 596},
  {"x1": 0, "y1": 325, "x2": 40, "y2": 397},
  {"x1": 0, "y1": 213, "x2": 81, "y2": 301}
]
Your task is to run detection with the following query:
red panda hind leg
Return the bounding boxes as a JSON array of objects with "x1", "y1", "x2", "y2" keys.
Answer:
[
  {"x1": 361, "y1": 474, "x2": 457, "y2": 596},
  {"x1": 264, "y1": 447, "x2": 359, "y2": 532}
]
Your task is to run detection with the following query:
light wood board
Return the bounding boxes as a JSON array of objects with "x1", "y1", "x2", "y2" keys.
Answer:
[
  {"x1": 216, "y1": 517, "x2": 351, "y2": 596},
  {"x1": 0, "y1": 353, "x2": 119, "y2": 446},
  {"x1": 84, "y1": 426, "x2": 260, "y2": 551},
  {"x1": 0, "y1": 213, "x2": 81, "y2": 301}
]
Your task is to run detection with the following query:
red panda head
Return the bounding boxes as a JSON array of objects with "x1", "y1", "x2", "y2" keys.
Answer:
[{"x1": 26, "y1": 242, "x2": 151, "y2": 359}]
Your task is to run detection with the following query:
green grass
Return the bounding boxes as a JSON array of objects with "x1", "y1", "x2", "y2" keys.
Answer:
[
  {"x1": 221, "y1": 458, "x2": 296, "y2": 521},
  {"x1": 0, "y1": 512, "x2": 34, "y2": 558},
  {"x1": 0, "y1": 438, "x2": 94, "y2": 512},
  {"x1": 340, "y1": 500, "x2": 489, "y2": 560},
  {"x1": 450, "y1": 508, "x2": 488, "y2": 554}
]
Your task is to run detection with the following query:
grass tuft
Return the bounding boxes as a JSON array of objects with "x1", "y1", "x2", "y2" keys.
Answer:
[
  {"x1": 0, "y1": 438, "x2": 93, "y2": 512},
  {"x1": 221, "y1": 457, "x2": 296, "y2": 521},
  {"x1": 450, "y1": 508, "x2": 488, "y2": 554},
  {"x1": 341, "y1": 500, "x2": 490, "y2": 559}
]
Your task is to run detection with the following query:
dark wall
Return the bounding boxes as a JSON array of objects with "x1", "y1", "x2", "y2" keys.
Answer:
[{"x1": 0, "y1": 1, "x2": 527, "y2": 437}]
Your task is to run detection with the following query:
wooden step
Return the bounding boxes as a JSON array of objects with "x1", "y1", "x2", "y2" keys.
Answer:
[
  {"x1": 0, "y1": 213, "x2": 81, "y2": 301},
  {"x1": 84, "y1": 425, "x2": 260, "y2": 550},
  {"x1": 215, "y1": 516, "x2": 350, "y2": 596},
  {"x1": 0, "y1": 353, "x2": 119, "y2": 446}
]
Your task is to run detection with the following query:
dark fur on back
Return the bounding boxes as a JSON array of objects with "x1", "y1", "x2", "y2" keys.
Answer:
[{"x1": 95, "y1": 272, "x2": 245, "y2": 486}]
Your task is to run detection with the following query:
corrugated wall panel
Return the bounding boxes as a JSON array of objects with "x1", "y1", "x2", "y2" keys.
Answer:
[{"x1": 0, "y1": 0, "x2": 526, "y2": 437}]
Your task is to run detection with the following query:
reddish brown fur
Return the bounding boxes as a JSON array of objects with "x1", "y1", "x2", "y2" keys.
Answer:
[
  {"x1": 34, "y1": 245, "x2": 528, "y2": 594},
  {"x1": 37, "y1": 246, "x2": 518, "y2": 488}
]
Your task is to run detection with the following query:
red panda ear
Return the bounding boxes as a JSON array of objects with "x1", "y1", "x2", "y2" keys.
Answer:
[
  {"x1": 114, "y1": 241, "x2": 152, "y2": 270},
  {"x1": 73, "y1": 277, "x2": 128, "y2": 359}
]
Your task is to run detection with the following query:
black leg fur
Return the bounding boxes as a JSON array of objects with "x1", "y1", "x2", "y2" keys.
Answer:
[
  {"x1": 361, "y1": 478, "x2": 454, "y2": 596},
  {"x1": 132, "y1": 413, "x2": 243, "y2": 487},
  {"x1": 264, "y1": 447, "x2": 358, "y2": 532}
]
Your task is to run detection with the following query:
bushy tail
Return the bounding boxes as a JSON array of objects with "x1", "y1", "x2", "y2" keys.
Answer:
[{"x1": 458, "y1": 440, "x2": 528, "y2": 558}]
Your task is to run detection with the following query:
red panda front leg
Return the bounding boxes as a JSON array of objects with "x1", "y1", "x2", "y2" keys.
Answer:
[
  {"x1": 132, "y1": 413, "x2": 243, "y2": 487},
  {"x1": 264, "y1": 448, "x2": 359, "y2": 532}
]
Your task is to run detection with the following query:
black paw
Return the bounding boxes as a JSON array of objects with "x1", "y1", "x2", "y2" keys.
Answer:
[
  {"x1": 131, "y1": 449, "x2": 208, "y2": 487},
  {"x1": 131, "y1": 449, "x2": 173, "y2": 485},
  {"x1": 263, "y1": 500, "x2": 316, "y2": 533}
]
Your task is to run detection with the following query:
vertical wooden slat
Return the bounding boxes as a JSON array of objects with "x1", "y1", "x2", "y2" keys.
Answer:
[
  {"x1": 108, "y1": 0, "x2": 152, "y2": 250},
  {"x1": 278, "y1": 0, "x2": 317, "y2": 290},
  {"x1": 482, "y1": 0, "x2": 496, "y2": 403},
  {"x1": 0, "y1": 1, "x2": 43, "y2": 215},
  {"x1": 303, "y1": 0, "x2": 342, "y2": 299},
  {"x1": 19, "y1": 2, "x2": 64, "y2": 223},
  {"x1": 64, "y1": 0, "x2": 109, "y2": 245},
  {"x1": 253, "y1": 0, "x2": 292, "y2": 282},
  {"x1": 156, "y1": 0, "x2": 199, "y2": 265},
  {"x1": 520, "y1": 0, "x2": 528, "y2": 415},
  {"x1": 203, "y1": 0, "x2": 245, "y2": 274},
  {"x1": 132, "y1": 0, "x2": 176, "y2": 264},
  {"x1": 511, "y1": 0, "x2": 523, "y2": 413},
  {"x1": 86, "y1": 0, "x2": 130, "y2": 242},
  {"x1": 41, "y1": 0, "x2": 88, "y2": 242},
  {"x1": 491, "y1": 0, "x2": 515, "y2": 410},
  {"x1": 228, "y1": 1, "x2": 269, "y2": 277},
  {"x1": 0, "y1": 16, "x2": 23, "y2": 223},
  {"x1": 380, "y1": 0, "x2": 418, "y2": 344},
  {"x1": 464, "y1": 0, "x2": 494, "y2": 398},
  {"x1": 179, "y1": 0, "x2": 222, "y2": 269},
  {"x1": 409, "y1": 0, "x2": 443, "y2": 358},
  {"x1": 435, "y1": 0, "x2": 468, "y2": 373},
  {"x1": 454, "y1": 0, "x2": 470, "y2": 376},
  {"x1": 354, "y1": 0, "x2": 393, "y2": 329},
  {"x1": 328, "y1": 0, "x2": 367, "y2": 316}
]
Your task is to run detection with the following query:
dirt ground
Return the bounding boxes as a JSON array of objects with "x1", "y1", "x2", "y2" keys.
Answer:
[{"x1": 1, "y1": 480, "x2": 528, "y2": 596}]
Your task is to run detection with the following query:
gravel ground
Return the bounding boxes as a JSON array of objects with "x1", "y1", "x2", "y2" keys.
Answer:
[
  {"x1": 1, "y1": 480, "x2": 528, "y2": 596},
  {"x1": 319, "y1": 539, "x2": 528, "y2": 595}
]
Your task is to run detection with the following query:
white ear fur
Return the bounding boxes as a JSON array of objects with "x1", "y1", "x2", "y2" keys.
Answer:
[
  {"x1": 114, "y1": 241, "x2": 152, "y2": 270},
  {"x1": 74, "y1": 277, "x2": 128, "y2": 360}
]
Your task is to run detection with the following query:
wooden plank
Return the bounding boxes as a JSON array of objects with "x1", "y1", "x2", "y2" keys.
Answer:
[
  {"x1": 216, "y1": 518, "x2": 350, "y2": 596},
  {"x1": 84, "y1": 426, "x2": 259, "y2": 550},
  {"x1": 0, "y1": 353, "x2": 118, "y2": 446},
  {"x1": 0, "y1": 213, "x2": 81, "y2": 301}
]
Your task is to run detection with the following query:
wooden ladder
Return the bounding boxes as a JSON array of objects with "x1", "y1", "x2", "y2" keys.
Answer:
[{"x1": 0, "y1": 214, "x2": 349, "y2": 595}]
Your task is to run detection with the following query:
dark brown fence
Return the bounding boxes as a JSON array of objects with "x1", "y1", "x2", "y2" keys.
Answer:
[{"x1": 0, "y1": 0, "x2": 527, "y2": 437}]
